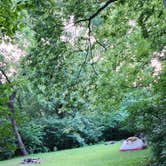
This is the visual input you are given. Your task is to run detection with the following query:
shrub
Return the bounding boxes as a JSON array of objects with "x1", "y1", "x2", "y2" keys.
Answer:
[
  {"x1": 41, "y1": 116, "x2": 82, "y2": 150},
  {"x1": 150, "y1": 118, "x2": 166, "y2": 166},
  {"x1": 20, "y1": 121, "x2": 47, "y2": 154},
  {"x1": 0, "y1": 122, "x2": 16, "y2": 160},
  {"x1": 124, "y1": 64, "x2": 166, "y2": 166},
  {"x1": 40, "y1": 113, "x2": 104, "y2": 151}
]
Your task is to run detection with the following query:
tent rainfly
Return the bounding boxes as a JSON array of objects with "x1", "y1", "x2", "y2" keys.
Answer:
[{"x1": 120, "y1": 137, "x2": 145, "y2": 151}]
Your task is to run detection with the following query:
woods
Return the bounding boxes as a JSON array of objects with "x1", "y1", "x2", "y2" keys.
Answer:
[{"x1": 0, "y1": 0, "x2": 166, "y2": 165}]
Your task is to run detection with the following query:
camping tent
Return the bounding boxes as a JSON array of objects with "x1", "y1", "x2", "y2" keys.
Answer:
[{"x1": 120, "y1": 137, "x2": 144, "y2": 151}]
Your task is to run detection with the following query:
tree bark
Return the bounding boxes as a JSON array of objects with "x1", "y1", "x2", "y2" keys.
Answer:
[{"x1": 8, "y1": 91, "x2": 28, "y2": 156}]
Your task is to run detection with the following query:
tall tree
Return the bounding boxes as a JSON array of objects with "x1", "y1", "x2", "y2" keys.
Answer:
[{"x1": 0, "y1": 0, "x2": 28, "y2": 156}]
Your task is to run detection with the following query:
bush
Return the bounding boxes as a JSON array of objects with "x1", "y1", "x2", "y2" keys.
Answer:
[
  {"x1": 150, "y1": 118, "x2": 166, "y2": 166},
  {"x1": 41, "y1": 117, "x2": 76, "y2": 151},
  {"x1": 67, "y1": 112, "x2": 103, "y2": 144},
  {"x1": 0, "y1": 150, "x2": 15, "y2": 161},
  {"x1": 145, "y1": 67, "x2": 166, "y2": 166},
  {"x1": 0, "y1": 120, "x2": 16, "y2": 160},
  {"x1": 20, "y1": 121, "x2": 47, "y2": 154},
  {"x1": 4, "y1": 109, "x2": 137, "y2": 158},
  {"x1": 40, "y1": 113, "x2": 103, "y2": 151},
  {"x1": 124, "y1": 64, "x2": 166, "y2": 166}
]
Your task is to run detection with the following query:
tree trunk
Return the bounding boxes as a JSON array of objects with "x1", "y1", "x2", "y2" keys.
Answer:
[{"x1": 8, "y1": 91, "x2": 28, "y2": 156}]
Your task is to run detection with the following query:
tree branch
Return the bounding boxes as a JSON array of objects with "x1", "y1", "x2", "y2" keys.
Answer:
[
  {"x1": 75, "y1": 0, "x2": 118, "y2": 24},
  {"x1": 95, "y1": 39, "x2": 107, "y2": 50},
  {"x1": 87, "y1": 21, "x2": 98, "y2": 75},
  {"x1": 0, "y1": 68, "x2": 11, "y2": 83},
  {"x1": 75, "y1": 0, "x2": 118, "y2": 78},
  {"x1": 77, "y1": 42, "x2": 89, "y2": 79}
]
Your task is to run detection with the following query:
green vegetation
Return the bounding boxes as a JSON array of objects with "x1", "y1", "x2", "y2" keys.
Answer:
[
  {"x1": 0, "y1": 143, "x2": 150, "y2": 166},
  {"x1": 0, "y1": 0, "x2": 165, "y2": 165}
]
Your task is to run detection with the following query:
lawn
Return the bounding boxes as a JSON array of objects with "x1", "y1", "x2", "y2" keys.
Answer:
[{"x1": 0, "y1": 143, "x2": 150, "y2": 166}]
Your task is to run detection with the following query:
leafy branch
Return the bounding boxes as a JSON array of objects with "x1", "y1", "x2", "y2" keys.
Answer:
[{"x1": 75, "y1": 0, "x2": 118, "y2": 77}]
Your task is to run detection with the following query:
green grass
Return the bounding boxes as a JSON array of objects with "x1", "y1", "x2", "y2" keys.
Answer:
[{"x1": 0, "y1": 143, "x2": 150, "y2": 166}]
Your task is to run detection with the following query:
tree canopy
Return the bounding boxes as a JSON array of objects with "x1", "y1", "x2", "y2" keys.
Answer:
[{"x1": 0, "y1": 0, "x2": 166, "y2": 165}]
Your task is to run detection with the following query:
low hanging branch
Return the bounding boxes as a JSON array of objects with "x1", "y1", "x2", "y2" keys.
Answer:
[
  {"x1": 77, "y1": 40, "x2": 89, "y2": 79},
  {"x1": 75, "y1": 0, "x2": 118, "y2": 77},
  {"x1": 87, "y1": 21, "x2": 98, "y2": 76}
]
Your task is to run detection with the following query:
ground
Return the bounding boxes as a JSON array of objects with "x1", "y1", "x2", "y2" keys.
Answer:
[{"x1": 0, "y1": 143, "x2": 150, "y2": 166}]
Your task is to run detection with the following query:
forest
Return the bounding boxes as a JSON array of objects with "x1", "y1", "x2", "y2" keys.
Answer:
[{"x1": 0, "y1": 0, "x2": 166, "y2": 166}]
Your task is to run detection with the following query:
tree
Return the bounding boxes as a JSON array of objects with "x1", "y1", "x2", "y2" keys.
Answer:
[
  {"x1": 0, "y1": 0, "x2": 165, "y2": 164},
  {"x1": 21, "y1": 2, "x2": 165, "y2": 164},
  {"x1": 0, "y1": 0, "x2": 28, "y2": 156}
]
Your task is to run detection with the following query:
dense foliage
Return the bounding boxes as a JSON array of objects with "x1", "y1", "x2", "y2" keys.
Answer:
[{"x1": 0, "y1": 0, "x2": 165, "y2": 165}]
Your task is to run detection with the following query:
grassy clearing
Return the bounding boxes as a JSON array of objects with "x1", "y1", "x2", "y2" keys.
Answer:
[{"x1": 0, "y1": 143, "x2": 150, "y2": 166}]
